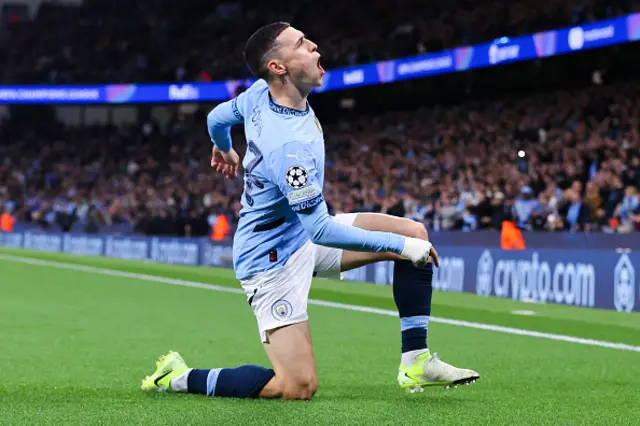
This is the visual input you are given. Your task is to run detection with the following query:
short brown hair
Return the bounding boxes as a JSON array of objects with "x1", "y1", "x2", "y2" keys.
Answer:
[{"x1": 243, "y1": 22, "x2": 291, "y2": 80}]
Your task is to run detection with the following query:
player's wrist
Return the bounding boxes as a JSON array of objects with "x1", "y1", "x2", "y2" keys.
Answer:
[
  {"x1": 397, "y1": 236, "x2": 407, "y2": 256},
  {"x1": 214, "y1": 143, "x2": 231, "y2": 153},
  {"x1": 400, "y1": 237, "x2": 433, "y2": 263},
  {"x1": 388, "y1": 234, "x2": 407, "y2": 255}
]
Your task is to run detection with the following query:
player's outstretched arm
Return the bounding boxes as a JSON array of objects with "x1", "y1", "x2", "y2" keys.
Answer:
[
  {"x1": 300, "y1": 199, "x2": 404, "y2": 253},
  {"x1": 297, "y1": 201, "x2": 433, "y2": 265},
  {"x1": 266, "y1": 142, "x2": 433, "y2": 265}
]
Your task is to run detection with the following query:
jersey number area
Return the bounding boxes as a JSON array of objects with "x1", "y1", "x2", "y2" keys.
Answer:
[{"x1": 244, "y1": 141, "x2": 264, "y2": 206}]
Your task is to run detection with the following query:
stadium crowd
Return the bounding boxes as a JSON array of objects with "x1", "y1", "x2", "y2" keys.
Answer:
[
  {"x1": 2, "y1": 80, "x2": 640, "y2": 237},
  {"x1": 0, "y1": 0, "x2": 635, "y2": 84}
]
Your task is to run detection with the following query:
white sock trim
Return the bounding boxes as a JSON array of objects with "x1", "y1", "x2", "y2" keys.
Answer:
[
  {"x1": 401, "y1": 349, "x2": 429, "y2": 367},
  {"x1": 169, "y1": 368, "x2": 193, "y2": 392},
  {"x1": 206, "y1": 368, "x2": 223, "y2": 396}
]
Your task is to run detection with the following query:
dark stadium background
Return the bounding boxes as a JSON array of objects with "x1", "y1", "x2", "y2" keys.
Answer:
[
  {"x1": 2, "y1": 1, "x2": 640, "y2": 425},
  {"x1": 1, "y1": 0, "x2": 639, "y2": 238}
]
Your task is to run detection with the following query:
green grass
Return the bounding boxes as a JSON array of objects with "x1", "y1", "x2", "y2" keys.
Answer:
[{"x1": 1, "y1": 248, "x2": 640, "y2": 425}]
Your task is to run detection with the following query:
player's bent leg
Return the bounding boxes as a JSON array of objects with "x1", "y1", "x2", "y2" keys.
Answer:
[
  {"x1": 314, "y1": 214, "x2": 434, "y2": 356},
  {"x1": 327, "y1": 213, "x2": 435, "y2": 363},
  {"x1": 261, "y1": 321, "x2": 318, "y2": 400},
  {"x1": 140, "y1": 323, "x2": 317, "y2": 400},
  {"x1": 248, "y1": 241, "x2": 318, "y2": 399},
  {"x1": 140, "y1": 351, "x2": 275, "y2": 398},
  {"x1": 142, "y1": 321, "x2": 318, "y2": 400},
  {"x1": 141, "y1": 242, "x2": 319, "y2": 400},
  {"x1": 320, "y1": 213, "x2": 480, "y2": 390}
]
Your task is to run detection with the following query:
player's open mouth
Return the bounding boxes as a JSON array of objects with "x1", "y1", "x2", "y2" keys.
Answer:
[{"x1": 317, "y1": 58, "x2": 325, "y2": 75}]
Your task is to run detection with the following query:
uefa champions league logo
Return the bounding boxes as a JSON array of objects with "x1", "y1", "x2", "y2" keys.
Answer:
[
  {"x1": 614, "y1": 254, "x2": 636, "y2": 313},
  {"x1": 476, "y1": 250, "x2": 494, "y2": 296}
]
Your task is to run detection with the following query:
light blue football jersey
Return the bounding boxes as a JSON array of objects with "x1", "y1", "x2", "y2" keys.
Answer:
[{"x1": 208, "y1": 80, "x2": 404, "y2": 280}]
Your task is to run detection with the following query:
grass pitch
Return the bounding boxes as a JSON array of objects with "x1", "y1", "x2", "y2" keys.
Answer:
[{"x1": 1, "y1": 248, "x2": 639, "y2": 425}]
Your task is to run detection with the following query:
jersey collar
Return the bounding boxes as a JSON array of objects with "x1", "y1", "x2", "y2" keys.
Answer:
[{"x1": 268, "y1": 94, "x2": 310, "y2": 117}]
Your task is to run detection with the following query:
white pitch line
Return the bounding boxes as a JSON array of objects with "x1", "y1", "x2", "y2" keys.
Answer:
[{"x1": 2, "y1": 253, "x2": 640, "y2": 353}]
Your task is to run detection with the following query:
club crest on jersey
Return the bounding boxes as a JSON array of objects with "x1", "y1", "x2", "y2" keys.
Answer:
[
  {"x1": 271, "y1": 300, "x2": 293, "y2": 321},
  {"x1": 286, "y1": 165, "x2": 308, "y2": 189}
]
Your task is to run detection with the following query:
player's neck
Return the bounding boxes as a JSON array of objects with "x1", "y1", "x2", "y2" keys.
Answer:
[{"x1": 268, "y1": 80, "x2": 309, "y2": 112}]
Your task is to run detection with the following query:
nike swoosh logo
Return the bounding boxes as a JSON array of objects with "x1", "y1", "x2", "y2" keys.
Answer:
[
  {"x1": 154, "y1": 370, "x2": 172, "y2": 386},
  {"x1": 403, "y1": 371, "x2": 423, "y2": 382}
]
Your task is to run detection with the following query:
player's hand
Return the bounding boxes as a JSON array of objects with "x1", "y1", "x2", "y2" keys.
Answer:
[
  {"x1": 401, "y1": 237, "x2": 437, "y2": 267},
  {"x1": 211, "y1": 147, "x2": 240, "y2": 179},
  {"x1": 429, "y1": 245, "x2": 440, "y2": 268}
]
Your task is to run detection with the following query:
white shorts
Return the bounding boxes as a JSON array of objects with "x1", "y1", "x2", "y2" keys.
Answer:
[{"x1": 240, "y1": 213, "x2": 357, "y2": 342}]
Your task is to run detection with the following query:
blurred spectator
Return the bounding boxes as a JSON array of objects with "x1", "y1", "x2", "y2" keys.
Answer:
[
  {"x1": 470, "y1": 192, "x2": 493, "y2": 230},
  {"x1": 556, "y1": 189, "x2": 592, "y2": 232},
  {"x1": 490, "y1": 192, "x2": 510, "y2": 230},
  {"x1": 434, "y1": 193, "x2": 460, "y2": 231},
  {"x1": 613, "y1": 186, "x2": 640, "y2": 232},
  {"x1": 0, "y1": 0, "x2": 631, "y2": 84},
  {"x1": 601, "y1": 175, "x2": 626, "y2": 222},
  {"x1": 2, "y1": 79, "x2": 640, "y2": 234},
  {"x1": 513, "y1": 186, "x2": 539, "y2": 230}
]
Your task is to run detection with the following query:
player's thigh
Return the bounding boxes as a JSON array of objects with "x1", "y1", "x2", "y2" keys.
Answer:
[
  {"x1": 262, "y1": 321, "x2": 317, "y2": 399},
  {"x1": 339, "y1": 213, "x2": 429, "y2": 271},
  {"x1": 241, "y1": 242, "x2": 318, "y2": 398},
  {"x1": 351, "y1": 212, "x2": 429, "y2": 239},
  {"x1": 242, "y1": 241, "x2": 315, "y2": 343}
]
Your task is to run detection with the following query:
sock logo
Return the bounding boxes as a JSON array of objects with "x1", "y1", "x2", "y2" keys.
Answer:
[{"x1": 271, "y1": 300, "x2": 293, "y2": 321}]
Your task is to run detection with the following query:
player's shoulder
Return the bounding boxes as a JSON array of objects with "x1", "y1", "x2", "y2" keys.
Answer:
[
  {"x1": 234, "y1": 79, "x2": 268, "y2": 114},
  {"x1": 243, "y1": 79, "x2": 269, "y2": 99}
]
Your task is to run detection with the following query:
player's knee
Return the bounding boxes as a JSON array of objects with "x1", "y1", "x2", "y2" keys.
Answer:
[
  {"x1": 308, "y1": 375, "x2": 318, "y2": 397},
  {"x1": 405, "y1": 219, "x2": 429, "y2": 240},
  {"x1": 281, "y1": 375, "x2": 318, "y2": 400}
]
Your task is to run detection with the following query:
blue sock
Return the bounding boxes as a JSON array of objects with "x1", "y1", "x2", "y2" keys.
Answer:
[
  {"x1": 187, "y1": 365, "x2": 275, "y2": 398},
  {"x1": 393, "y1": 260, "x2": 433, "y2": 352},
  {"x1": 186, "y1": 368, "x2": 213, "y2": 395}
]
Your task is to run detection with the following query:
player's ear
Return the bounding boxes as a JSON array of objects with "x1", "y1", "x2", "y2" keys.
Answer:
[{"x1": 266, "y1": 59, "x2": 287, "y2": 78}]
